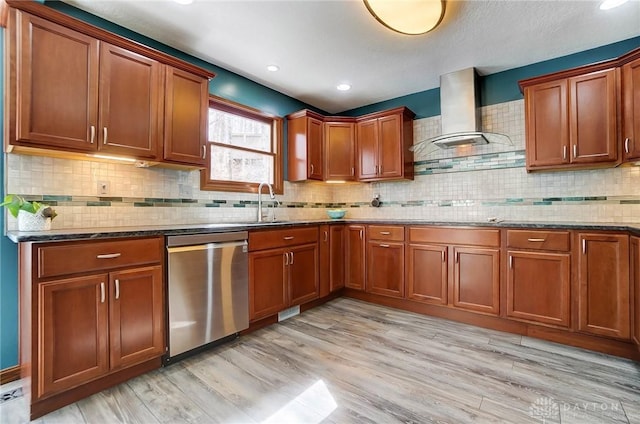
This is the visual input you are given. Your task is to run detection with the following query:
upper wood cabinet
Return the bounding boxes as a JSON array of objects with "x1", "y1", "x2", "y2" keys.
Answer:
[
  {"x1": 5, "y1": 3, "x2": 214, "y2": 167},
  {"x1": 162, "y1": 67, "x2": 209, "y2": 167},
  {"x1": 356, "y1": 107, "x2": 415, "y2": 182},
  {"x1": 622, "y1": 54, "x2": 640, "y2": 162},
  {"x1": 324, "y1": 120, "x2": 356, "y2": 181},
  {"x1": 286, "y1": 106, "x2": 413, "y2": 182},
  {"x1": 287, "y1": 110, "x2": 324, "y2": 181},
  {"x1": 522, "y1": 68, "x2": 618, "y2": 171}
]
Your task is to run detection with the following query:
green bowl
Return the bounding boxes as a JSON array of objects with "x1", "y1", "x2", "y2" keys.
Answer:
[{"x1": 327, "y1": 209, "x2": 346, "y2": 219}]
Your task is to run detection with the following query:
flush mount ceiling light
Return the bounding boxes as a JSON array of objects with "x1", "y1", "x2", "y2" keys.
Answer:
[
  {"x1": 364, "y1": 0, "x2": 445, "y2": 35},
  {"x1": 336, "y1": 83, "x2": 352, "y2": 91},
  {"x1": 599, "y1": 0, "x2": 629, "y2": 9},
  {"x1": 173, "y1": 0, "x2": 193, "y2": 5},
  {"x1": 266, "y1": 65, "x2": 280, "y2": 72}
]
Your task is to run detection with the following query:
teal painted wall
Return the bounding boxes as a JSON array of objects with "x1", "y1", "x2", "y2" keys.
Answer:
[
  {"x1": 342, "y1": 36, "x2": 640, "y2": 119},
  {"x1": 1, "y1": 27, "x2": 20, "y2": 370}
]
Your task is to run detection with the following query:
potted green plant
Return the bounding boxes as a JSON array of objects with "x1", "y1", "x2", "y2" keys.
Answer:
[{"x1": 1, "y1": 194, "x2": 57, "y2": 231}]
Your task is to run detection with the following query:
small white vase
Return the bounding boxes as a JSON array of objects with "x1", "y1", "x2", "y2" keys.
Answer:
[{"x1": 18, "y1": 209, "x2": 52, "y2": 232}]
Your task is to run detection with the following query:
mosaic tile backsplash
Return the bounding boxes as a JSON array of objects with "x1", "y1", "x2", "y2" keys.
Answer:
[{"x1": 5, "y1": 100, "x2": 640, "y2": 230}]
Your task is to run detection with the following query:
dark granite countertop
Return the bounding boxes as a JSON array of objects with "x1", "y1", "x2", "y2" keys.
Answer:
[{"x1": 6, "y1": 219, "x2": 640, "y2": 242}]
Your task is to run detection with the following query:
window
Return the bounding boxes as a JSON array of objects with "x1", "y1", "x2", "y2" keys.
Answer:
[{"x1": 201, "y1": 96, "x2": 284, "y2": 194}]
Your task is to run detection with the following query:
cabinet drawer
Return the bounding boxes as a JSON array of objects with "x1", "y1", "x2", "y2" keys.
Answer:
[
  {"x1": 409, "y1": 227, "x2": 500, "y2": 247},
  {"x1": 37, "y1": 237, "x2": 163, "y2": 279},
  {"x1": 368, "y1": 225, "x2": 404, "y2": 241},
  {"x1": 249, "y1": 227, "x2": 318, "y2": 251},
  {"x1": 507, "y1": 230, "x2": 570, "y2": 251}
]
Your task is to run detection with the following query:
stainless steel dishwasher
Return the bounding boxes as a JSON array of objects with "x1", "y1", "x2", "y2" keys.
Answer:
[{"x1": 166, "y1": 231, "x2": 248, "y2": 361}]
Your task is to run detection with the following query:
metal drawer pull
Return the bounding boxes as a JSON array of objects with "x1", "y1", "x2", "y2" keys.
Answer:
[
  {"x1": 380, "y1": 244, "x2": 389, "y2": 248},
  {"x1": 380, "y1": 231, "x2": 391, "y2": 235},
  {"x1": 103, "y1": 127, "x2": 108, "y2": 145},
  {"x1": 90, "y1": 126, "x2": 96, "y2": 144},
  {"x1": 115, "y1": 279, "x2": 120, "y2": 300},
  {"x1": 625, "y1": 138, "x2": 630, "y2": 154},
  {"x1": 100, "y1": 282, "x2": 105, "y2": 303},
  {"x1": 97, "y1": 253, "x2": 121, "y2": 259},
  {"x1": 527, "y1": 238, "x2": 546, "y2": 242},
  {"x1": 283, "y1": 236, "x2": 294, "y2": 240}
]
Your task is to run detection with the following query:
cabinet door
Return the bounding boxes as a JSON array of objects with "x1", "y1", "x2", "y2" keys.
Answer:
[
  {"x1": 356, "y1": 119, "x2": 379, "y2": 180},
  {"x1": 407, "y1": 244, "x2": 447, "y2": 305},
  {"x1": 163, "y1": 67, "x2": 208, "y2": 166},
  {"x1": 249, "y1": 248, "x2": 287, "y2": 320},
  {"x1": 569, "y1": 69, "x2": 618, "y2": 164},
  {"x1": 109, "y1": 266, "x2": 164, "y2": 370},
  {"x1": 578, "y1": 233, "x2": 630, "y2": 339},
  {"x1": 16, "y1": 12, "x2": 99, "y2": 150},
  {"x1": 378, "y1": 114, "x2": 403, "y2": 179},
  {"x1": 329, "y1": 225, "x2": 346, "y2": 292},
  {"x1": 319, "y1": 225, "x2": 330, "y2": 298},
  {"x1": 289, "y1": 243, "x2": 319, "y2": 306},
  {"x1": 453, "y1": 247, "x2": 500, "y2": 315},
  {"x1": 39, "y1": 274, "x2": 109, "y2": 398},
  {"x1": 325, "y1": 122, "x2": 355, "y2": 180},
  {"x1": 345, "y1": 225, "x2": 366, "y2": 290},
  {"x1": 98, "y1": 43, "x2": 162, "y2": 159},
  {"x1": 524, "y1": 80, "x2": 568, "y2": 168},
  {"x1": 308, "y1": 117, "x2": 324, "y2": 180},
  {"x1": 631, "y1": 237, "x2": 640, "y2": 348},
  {"x1": 506, "y1": 251, "x2": 570, "y2": 327},
  {"x1": 622, "y1": 58, "x2": 640, "y2": 161},
  {"x1": 366, "y1": 241, "x2": 404, "y2": 298}
]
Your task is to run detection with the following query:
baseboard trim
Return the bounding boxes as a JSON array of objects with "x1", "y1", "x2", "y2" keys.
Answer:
[{"x1": 0, "y1": 365, "x2": 21, "y2": 385}]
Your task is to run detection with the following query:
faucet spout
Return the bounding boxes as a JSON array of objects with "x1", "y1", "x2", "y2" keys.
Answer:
[{"x1": 257, "y1": 182, "x2": 275, "y2": 223}]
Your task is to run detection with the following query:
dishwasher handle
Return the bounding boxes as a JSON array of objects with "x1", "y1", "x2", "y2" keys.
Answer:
[{"x1": 167, "y1": 240, "x2": 247, "y2": 254}]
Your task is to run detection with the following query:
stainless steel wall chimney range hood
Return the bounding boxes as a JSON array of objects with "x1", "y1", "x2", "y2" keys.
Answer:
[{"x1": 411, "y1": 68, "x2": 511, "y2": 153}]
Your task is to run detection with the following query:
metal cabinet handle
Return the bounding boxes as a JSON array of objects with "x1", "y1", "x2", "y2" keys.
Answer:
[
  {"x1": 582, "y1": 239, "x2": 586, "y2": 254},
  {"x1": 625, "y1": 138, "x2": 631, "y2": 154},
  {"x1": 310, "y1": 164, "x2": 314, "y2": 174},
  {"x1": 115, "y1": 279, "x2": 120, "y2": 300},
  {"x1": 202, "y1": 145, "x2": 206, "y2": 159},
  {"x1": 441, "y1": 250, "x2": 445, "y2": 262},
  {"x1": 573, "y1": 144, "x2": 577, "y2": 158},
  {"x1": 380, "y1": 231, "x2": 391, "y2": 235},
  {"x1": 100, "y1": 282, "x2": 105, "y2": 303},
  {"x1": 291, "y1": 251, "x2": 294, "y2": 265},
  {"x1": 455, "y1": 252, "x2": 459, "y2": 263},
  {"x1": 283, "y1": 236, "x2": 294, "y2": 240},
  {"x1": 97, "y1": 253, "x2": 121, "y2": 259},
  {"x1": 527, "y1": 238, "x2": 546, "y2": 242},
  {"x1": 324, "y1": 231, "x2": 328, "y2": 242},
  {"x1": 284, "y1": 252, "x2": 289, "y2": 266},
  {"x1": 375, "y1": 165, "x2": 379, "y2": 175},
  {"x1": 562, "y1": 145, "x2": 567, "y2": 160},
  {"x1": 380, "y1": 244, "x2": 389, "y2": 248},
  {"x1": 359, "y1": 229, "x2": 363, "y2": 240},
  {"x1": 351, "y1": 167, "x2": 355, "y2": 176},
  {"x1": 90, "y1": 126, "x2": 96, "y2": 144},
  {"x1": 103, "y1": 127, "x2": 108, "y2": 145},
  {"x1": 509, "y1": 255, "x2": 513, "y2": 269}
]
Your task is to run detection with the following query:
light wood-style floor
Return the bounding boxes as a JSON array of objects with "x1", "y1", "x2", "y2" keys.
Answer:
[{"x1": 2, "y1": 298, "x2": 640, "y2": 423}]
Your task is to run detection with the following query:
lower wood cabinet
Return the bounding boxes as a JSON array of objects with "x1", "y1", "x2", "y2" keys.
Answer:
[
  {"x1": 20, "y1": 236, "x2": 165, "y2": 420},
  {"x1": 366, "y1": 241, "x2": 405, "y2": 298},
  {"x1": 248, "y1": 227, "x2": 319, "y2": 321},
  {"x1": 452, "y1": 247, "x2": 500, "y2": 315},
  {"x1": 345, "y1": 225, "x2": 366, "y2": 290},
  {"x1": 632, "y1": 237, "x2": 640, "y2": 349},
  {"x1": 319, "y1": 225, "x2": 345, "y2": 297},
  {"x1": 406, "y1": 243, "x2": 448, "y2": 305},
  {"x1": 506, "y1": 251, "x2": 571, "y2": 327},
  {"x1": 577, "y1": 233, "x2": 630, "y2": 340}
]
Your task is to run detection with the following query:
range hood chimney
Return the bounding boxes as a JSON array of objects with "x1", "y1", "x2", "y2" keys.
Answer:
[{"x1": 411, "y1": 68, "x2": 511, "y2": 153}]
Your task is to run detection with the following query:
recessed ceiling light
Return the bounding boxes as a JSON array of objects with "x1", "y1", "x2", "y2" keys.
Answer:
[
  {"x1": 266, "y1": 65, "x2": 279, "y2": 72},
  {"x1": 337, "y1": 83, "x2": 352, "y2": 91},
  {"x1": 173, "y1": 0, "x2": 193, "y2": 5},
  {"x1": 599, "y1": 0, "x2": 628, "y2": 10}
]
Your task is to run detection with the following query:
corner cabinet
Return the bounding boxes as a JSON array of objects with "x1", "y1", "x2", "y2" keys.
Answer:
[
  {"x1": 622, "y1": 53, "x2": 640, "y2": 162},
  {"x1": 576, "y1": 233, "x2": 630, "y2": 340},
  {"x1": 19, "y1": 237, "x2": 165, "y2": 420},
  {"x1": 356, "y1": 107, "x2": 415, "y2": 182},
  {"x1": 325, "y1": 120, "x2": 356, "y2": 181},
  {"x1": 521, "y1": 67, "x2": 618, "y2": 171}
]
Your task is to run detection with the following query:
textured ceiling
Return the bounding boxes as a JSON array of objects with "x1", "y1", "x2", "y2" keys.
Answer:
[{"x1": 63, "y1": 0, "x2": 640, "y2": 113}]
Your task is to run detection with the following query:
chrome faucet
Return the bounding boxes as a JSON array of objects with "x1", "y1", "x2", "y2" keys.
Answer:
[{"x1": 257, "y1": 182, "x2": 275, "y2": 222}]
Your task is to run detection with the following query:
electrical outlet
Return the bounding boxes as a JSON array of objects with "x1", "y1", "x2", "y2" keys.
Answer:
[{"x1": 98, "y1": 181, "x2": 110, "y2": 195}]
